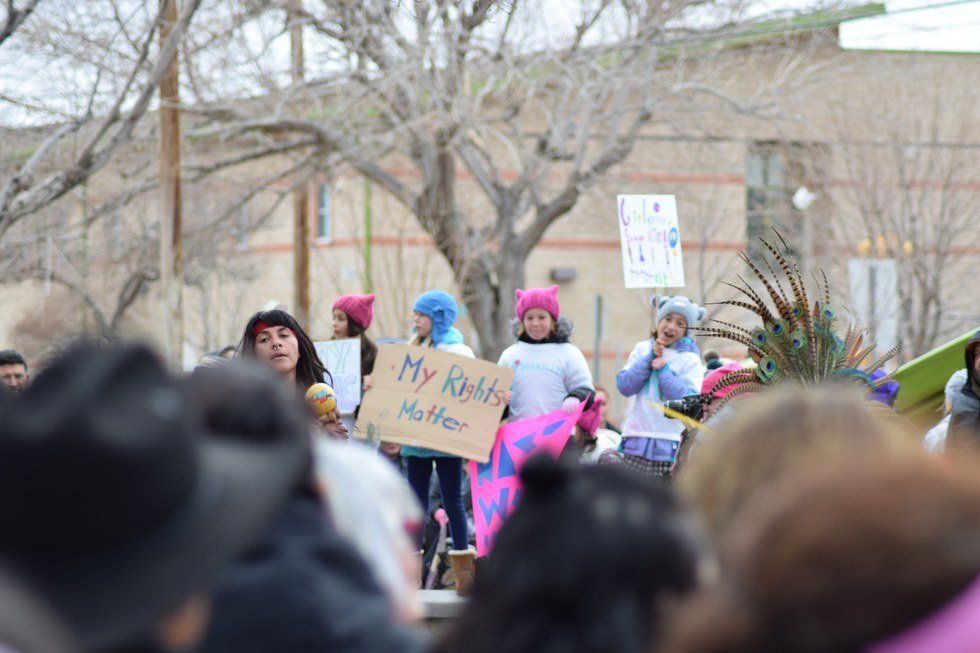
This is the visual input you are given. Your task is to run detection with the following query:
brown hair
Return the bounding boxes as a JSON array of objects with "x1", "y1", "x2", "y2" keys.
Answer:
[
  {"x1": 344, "y1": 321, "x2": 377, "y2": 377},
  {"x1": 661, "y1": 455, "x2": 980, "y2": 653},
  {"x1": 678, "y1": 386, "x2": 915, "y2": 542}
]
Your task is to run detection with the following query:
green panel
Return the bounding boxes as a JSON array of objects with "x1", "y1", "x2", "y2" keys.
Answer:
[{"x1": 893, "y1": 329, "x2": 978, "y2": 424}]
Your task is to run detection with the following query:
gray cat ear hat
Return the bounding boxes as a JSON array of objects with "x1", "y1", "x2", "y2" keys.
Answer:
[{"x1": 651, "y1": 295, "x2": 707, "y2": 328}]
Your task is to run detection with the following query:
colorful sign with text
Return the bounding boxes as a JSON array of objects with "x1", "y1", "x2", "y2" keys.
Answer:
[
  {"x1": 468, "y1": 406, "x2": 583, "y2": 556},
  {"x1": 355, "y1": 345, "x2": 513, "y2": 462},
  {"x1": 314, "y1": 339, "x2": 361, "y2": 415},
  {"x1": 617, "y1": 194, "x2": 685, "y2": 288}
]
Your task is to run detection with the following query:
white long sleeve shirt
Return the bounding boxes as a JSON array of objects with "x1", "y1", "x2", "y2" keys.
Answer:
[{"x1": 497, "y1": 340, "x2": 594, "y2": 421}]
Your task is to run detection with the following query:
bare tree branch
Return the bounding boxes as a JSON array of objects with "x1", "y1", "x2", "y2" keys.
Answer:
[
  {"x1": 0, "y1": 0, "x2": 41, "y2": 48},
  {"x1": 0, "y1": 0, "x2": 204, "y2": 235}
]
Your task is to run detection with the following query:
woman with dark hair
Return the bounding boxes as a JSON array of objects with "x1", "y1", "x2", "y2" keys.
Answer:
[
  {"x1": 435, "y1": 456, "x2": 704, "y2": 653},
  {"x1": 237, "y1": 309, "x2": 346, "y2": 439}
]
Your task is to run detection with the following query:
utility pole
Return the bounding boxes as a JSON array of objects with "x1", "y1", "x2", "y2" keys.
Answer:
[
  {"x1": 288, "y1": 0, "x2": 311, "y2": 330},
  {"x1": 363, "y1": 179, "x2": 373, "y2": 294},
  {"x1": 159, "y1": 0, "x2": 184, "y2": 369}
]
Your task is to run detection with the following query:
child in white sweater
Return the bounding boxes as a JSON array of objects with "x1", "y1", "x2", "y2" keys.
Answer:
[
  {"x1": 497, "y1": 285, "x2": 595, "y2": 421},
  {"x1": 617, "y1": 295, "x2": 706, "y2": 477}
]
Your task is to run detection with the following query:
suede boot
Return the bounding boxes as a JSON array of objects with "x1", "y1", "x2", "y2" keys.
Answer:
[
  {"x1": 448, "y1": 548, "x2": 476, "y2": 597},
  {"x1": 414, "y1": 550, "x2": 424, "y2": 589}
]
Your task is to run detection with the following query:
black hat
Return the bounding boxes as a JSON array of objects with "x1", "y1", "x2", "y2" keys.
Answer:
[{"x1": 0, "y1": 343, "x2": 307, "y2": 650}]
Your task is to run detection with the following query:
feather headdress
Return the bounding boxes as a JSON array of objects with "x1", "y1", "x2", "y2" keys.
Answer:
[{"x1": 694, "y1": 234, "x2": 899, "y2": 409}]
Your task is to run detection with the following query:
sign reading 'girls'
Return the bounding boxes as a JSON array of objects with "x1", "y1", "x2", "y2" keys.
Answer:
[
  {"x1": 355, "y1": 345, "x2": 513, "y2": 462},
  {"x1": 617, "y1": 194, "x2": 686, "y2": 289}
]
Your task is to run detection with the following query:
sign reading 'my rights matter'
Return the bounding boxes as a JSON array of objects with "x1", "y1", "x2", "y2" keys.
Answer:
[
  {"x1": 617, "y1": 194, "x2": 685, "y2": 288},
  {"x1": 355, "y1": 345, "x2": 513, "y2": 462}
]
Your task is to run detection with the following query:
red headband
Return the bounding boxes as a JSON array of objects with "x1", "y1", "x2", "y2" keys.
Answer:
[{"x1": 252, "y1": 320, "x2": 295, "y2": 338}]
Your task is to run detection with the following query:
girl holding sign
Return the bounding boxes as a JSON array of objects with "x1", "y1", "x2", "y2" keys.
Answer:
[
  {"x1": 616, "y1": 295, "x2": 706, "y2": 477},
  {"x1": 497, "y1": 285, "x2": 595, "y2": 422},
  {"x1": 401, "y1": 290, "x2": 477, "y2": 592},
  {"x1": 331, "y1": 293, "x2": 378, "y2": 391},
  {"x1": 237, "y1": 309, "x2": 348, "y2": 441}
]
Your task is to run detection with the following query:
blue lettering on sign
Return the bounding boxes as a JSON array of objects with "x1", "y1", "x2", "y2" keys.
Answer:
[
  {"x1": 442, "y1": 364, "x2": 464, "y2": 396},
  {"x1": 398, "y1": 353, "x2": 425, "y2": 383},
  {"x1": 398, "y1": 399, "x2": 420, "y2": 419},
  {"x1": 478, "y1": 487, "x2": 511, "y2": 527},
  {"x1": 476, "y1": 460, "x2": 494, "y2": 487},
  {"x1": 512, "y1": 431, "x2": 538, "y2": 453},
  {"x1": 542, "y1": 417, "x2": 569, "y2": 436},
  {"x1": 496, "y1": 442, "x2": 518, "y2": 479}
]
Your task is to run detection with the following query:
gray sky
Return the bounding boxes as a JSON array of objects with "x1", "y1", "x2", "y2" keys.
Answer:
[{"x1": 838, "y1": 0, "x2": 980, "y2": 52}]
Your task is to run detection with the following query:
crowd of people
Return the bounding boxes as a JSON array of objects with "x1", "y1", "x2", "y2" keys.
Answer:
[{"x1": 0, "y1": 277, "x2": 977, "y2": 653}]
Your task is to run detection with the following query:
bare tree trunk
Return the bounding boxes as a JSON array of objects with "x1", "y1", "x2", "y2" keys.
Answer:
[{"x1": 460, "y1": 253, "x2": 525, "y2": 362}]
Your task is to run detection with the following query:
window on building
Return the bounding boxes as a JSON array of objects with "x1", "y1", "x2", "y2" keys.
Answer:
[
  {"x1": 745, "y1": 140, "x2": 834, "y2": 268},
  {"x1": 317, "y1": 183, "x2": 331, "y2": 242}
]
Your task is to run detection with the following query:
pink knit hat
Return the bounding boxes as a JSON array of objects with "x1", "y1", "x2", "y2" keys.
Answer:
[
  {"x1": 701, "y1": 361, "x2": 745, "y2": 399},
  {"x1": 515, "y1": 285, "x2": 560, "y2": 320},
  {"x1": 332, "y1": 293, "x2": 375, "y2": 330}
]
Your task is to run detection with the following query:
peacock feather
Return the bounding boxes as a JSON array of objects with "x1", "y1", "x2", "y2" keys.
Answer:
[{"x1": 694, "y1": 232, "x2": 899, "y2": 405}]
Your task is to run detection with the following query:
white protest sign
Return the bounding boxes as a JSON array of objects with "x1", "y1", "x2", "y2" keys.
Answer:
[
  {"x1": 617, "y1": 194, "x2": 685, "y2": 288},
  {"x1": 314, "y1": 339, "x2": 361, "y2": 415}
]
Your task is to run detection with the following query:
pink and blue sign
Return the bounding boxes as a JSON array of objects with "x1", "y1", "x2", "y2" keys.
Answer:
[{"x1": 468, "y1": 406, "x2": 584, "y2": 556}]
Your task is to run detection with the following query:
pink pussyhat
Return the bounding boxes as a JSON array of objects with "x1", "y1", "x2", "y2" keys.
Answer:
[
  {"x1": 332, "y1": 293, "x2": 375, "y2": 330},
  {"x1": 865, "y1": 575, "x2": 980, "y2": 653},
  {"x1": 515, "y1": 285, "x2": 560, "y2": 320},
  {"x1": 577, "y1": 396, "x2": 604, "y2": 436},
  {"x1": 701, "y1": 361, "x2": 745, "y2": 399}
]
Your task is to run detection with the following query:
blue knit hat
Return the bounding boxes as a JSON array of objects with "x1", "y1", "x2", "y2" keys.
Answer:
[
  {"x1": 413, "y1": 290, "x2": 459, "y2": 344},
  {"x1": 652, "y1": 294, "x2": 706, "y2": 330}
]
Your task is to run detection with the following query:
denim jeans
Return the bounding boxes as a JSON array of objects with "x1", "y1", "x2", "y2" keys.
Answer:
[{"x1": 405, "y1": 456, "x2": 469, "y2": 551}]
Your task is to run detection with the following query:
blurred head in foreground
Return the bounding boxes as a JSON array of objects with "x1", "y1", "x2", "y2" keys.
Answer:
[
  {"x1": 0, "y1": 343, "x2": 306, "y2": 652},
  {"x1": 678, "y1": 385, "x2": 914, "y2": 542},
  {"x1": 662, "y1": 453, "x2": 980, "y2": 653},
  {"x1": 436, "y1": 456, "x2": 704, "y2": 653}
]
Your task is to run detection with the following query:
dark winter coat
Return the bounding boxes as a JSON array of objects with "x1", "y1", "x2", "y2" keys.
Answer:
[
  {"x1": 949, "y1": 330, "x2": 980, "y2": 446},
  {"x1": 198, "y1": 490, "x2": 424, "y2": 653}
]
